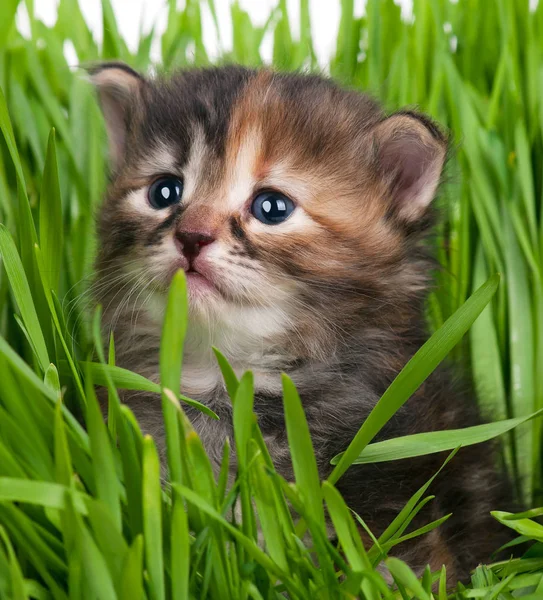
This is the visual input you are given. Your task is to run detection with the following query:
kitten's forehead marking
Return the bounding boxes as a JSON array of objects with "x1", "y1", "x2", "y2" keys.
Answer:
[
  {"x1": 224, "y1": 126, "x2": 262, "y2": 212},
  {"x1": 222, "y1": 71, "x2": 273, "y2": 212},
  {"x1": 136, "y1": 143, "x2": 178, "y2": 178},
  {"x1": 182, "y1": 127, "x2": 210, "y2": 201}
]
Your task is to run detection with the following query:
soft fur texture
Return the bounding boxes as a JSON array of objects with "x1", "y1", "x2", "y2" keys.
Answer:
[{"x1": 90, "y1": 63, "x2": 514, "y2": 580}]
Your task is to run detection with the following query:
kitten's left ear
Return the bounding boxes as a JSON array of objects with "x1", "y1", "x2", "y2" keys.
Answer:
[
  {"x1": 373, "y1": 112, "x2": 447, "y2": 222},
  {"x1": 88, "y1": 62, "x2": 145, "y2": 170}
]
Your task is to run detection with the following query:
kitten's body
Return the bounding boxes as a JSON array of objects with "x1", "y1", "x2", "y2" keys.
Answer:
[{"x1": 92, "y1": 65, "x2": 513, "y2": 580}]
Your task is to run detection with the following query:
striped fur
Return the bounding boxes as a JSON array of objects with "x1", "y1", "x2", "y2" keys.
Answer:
[{"x1": 91, "y1": 64, "x2": 515, "y2": 580}]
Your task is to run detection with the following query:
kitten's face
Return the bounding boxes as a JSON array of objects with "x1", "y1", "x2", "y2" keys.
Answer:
[{"x1": 93, "y1": 65, "x2": 446, "y2": 355}]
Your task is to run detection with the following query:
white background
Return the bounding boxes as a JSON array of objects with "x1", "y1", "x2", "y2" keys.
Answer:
[{"x1": 18, "y1": 0, "x2": 413, "y2": 66}]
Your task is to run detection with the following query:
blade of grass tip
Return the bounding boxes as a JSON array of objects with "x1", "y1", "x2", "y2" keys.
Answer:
[
  {"x1": 101, "y1": 0, "x2": 129, "y2": 60},
  {"x1": 0, "y1": 526, "x2": 28, "y2": 600},
  {"x1": 381, "y1": 513, "x2": 453, "y2": 554},
  {"x1": 160, "y1": 270, "x2": 188, "y2": 484},
  {"x1": 39, "y1": 129, "x2": 63, "y2": 290},
  {"x1": 438, "y1": 565, "x2": 447, "y2": 600},
  {"x1": 171, "y1": 487, "x2": 190, "y2": 600},
  {"x1": 492, "y1": 511, "x2": 543, "y2": 541},
  {"x1": 44, "y1": 363, "x2": 61, "y2": 401},
  {"x1": 213, "y1": 346, "x2": 239, "y2": 401},
  {"x1": 340, "y1": 407, "x2": 543, "y2": 465},
  {"x1": 503, "y1": 507, "x2": 543, "y2": 520},
  {"x1": 329, "y1": 273, "x2": 500, "y2": 484},
  {"x1": 421, "y1": 566, "x2": 433, "y2": 596},
  {"x1": 0, "y1": 225, "x2": 49, "y2": 371},
  {"x1": 386, "y1": 557, "x2": 430, "y2": 600},
  {"x1": 373, "y1": 449, "x2": 459, "y2": 550},
  {"x1": 142, "y1": 435, "x2": 165, "y2": 600},
  {"x1": 387, "y1": 494, "x2": 437, "y2": 547},
  {"x1": 74, "y1": 361, "x2": 159, "y2": 393}
]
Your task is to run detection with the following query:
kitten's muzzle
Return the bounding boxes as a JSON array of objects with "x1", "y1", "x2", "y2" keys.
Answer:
[{"x1": 175, "y1": 231, "x2": 215, "y2": 264}]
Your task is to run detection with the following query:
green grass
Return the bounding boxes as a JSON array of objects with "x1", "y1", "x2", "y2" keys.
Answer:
[{"x1": 0, "y1": 0, "x2": 542, "y2": 597}]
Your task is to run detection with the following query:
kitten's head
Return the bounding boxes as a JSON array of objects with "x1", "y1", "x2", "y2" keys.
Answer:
[{"x1": 91, "y1": 64, "x2": 446, "y2": 359}]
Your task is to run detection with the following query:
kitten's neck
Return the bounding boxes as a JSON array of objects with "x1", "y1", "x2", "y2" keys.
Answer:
[{"x1": 110, "y1": 292, "x2": 427, "y2": 403}]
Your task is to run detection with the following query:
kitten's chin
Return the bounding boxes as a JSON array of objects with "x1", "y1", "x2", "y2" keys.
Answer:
[{"x1": 185, "y1": 271, "x2": 217, "y2": 298}]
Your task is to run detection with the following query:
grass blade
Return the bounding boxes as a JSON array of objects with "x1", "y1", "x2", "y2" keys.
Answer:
[
  {"x1": 329, "y1": 274, "x2": 500, "y2": 484},
  {"x1": 0, "y1": 226, "x2": 49, "y2": 371}
]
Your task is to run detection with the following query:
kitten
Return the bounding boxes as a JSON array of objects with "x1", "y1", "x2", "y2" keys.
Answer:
[{"x1": 90, "y1": 63, "x2": 513, "y2": 579}]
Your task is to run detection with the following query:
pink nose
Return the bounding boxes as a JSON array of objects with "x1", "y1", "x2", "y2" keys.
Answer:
[{"x1": 175, "y1": 231, "x2": 215, "y2": 261}]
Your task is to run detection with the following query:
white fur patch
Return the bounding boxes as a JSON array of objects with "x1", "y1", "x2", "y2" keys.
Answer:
[
  {"x1": 125, "y1": 188, "x2": 164, "y2": 217},
  {"x1": 246, "y1": 161, "x2": 318, "y2": 235},
  {"x1": 226, "y1": 127, "x2": 262, "y2": 211},
  {"x1": 137, "y1": 143, "x2": 179, "y2": 178},
  {"x1": 182, "y1": 127, "x2": 208, "y2": 201},
  {"x1": 247, "y1": 205, "x2": 315, "y2": 236}
]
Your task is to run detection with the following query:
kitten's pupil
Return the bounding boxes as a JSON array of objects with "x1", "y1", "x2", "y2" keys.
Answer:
[
  {"x1": 149, "y1": 177, "x2": 183, "y2": 209},
  {"x1": 252, "y1": 192, "x2": 294, "y2": 224}
]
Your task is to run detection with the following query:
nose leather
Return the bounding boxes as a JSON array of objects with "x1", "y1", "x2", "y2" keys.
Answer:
[{"x1": 176, "y1": 231, "x2": 215, "y2": 261}]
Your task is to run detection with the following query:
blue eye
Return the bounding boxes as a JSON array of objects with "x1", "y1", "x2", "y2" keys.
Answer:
[
  {"x1": 148, "y1": 177, "x2": 183, "y2": 209},
  {"x1": 251, "y1": 192, "x2": 295, "y2": 225}
]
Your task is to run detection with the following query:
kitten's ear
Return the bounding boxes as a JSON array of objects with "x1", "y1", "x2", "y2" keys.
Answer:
[
  {"x1": 88, "y1": 62, "x2": 145, "y2": 170},
  {"x1": 373, "y1": 112, "x2": 447, "y2": 222}
]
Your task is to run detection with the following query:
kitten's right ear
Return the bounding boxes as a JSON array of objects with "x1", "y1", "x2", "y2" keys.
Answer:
[
  {"x1": 88, "y1": 62, "x2": 145, "y2": 170},
  {"x1": 372, "y1": 112, "x2": 447, "y2": 223}
]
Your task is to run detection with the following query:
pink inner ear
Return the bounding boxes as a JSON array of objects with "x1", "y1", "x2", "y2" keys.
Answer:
[
  {"x1": 377, "y1": 122, "x2": 446, "y2": 221},
  {"x1": 91, "y1": 67, "x2": 143, "y2": 171},
  {"x1": 99, "y1": 90, "x2": 129, "y2": 169}
]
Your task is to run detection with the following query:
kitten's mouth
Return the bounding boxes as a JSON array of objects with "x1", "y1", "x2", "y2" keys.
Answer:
[{"x1": 183, "y1": 265, "x2": 217, "y2": 295}]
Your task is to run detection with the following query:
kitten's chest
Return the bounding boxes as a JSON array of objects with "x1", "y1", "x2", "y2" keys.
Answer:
[
  {"x1": 180, "y1": 359, "x2": 292, "y2": 478},
  {"x1": 180, "y1": 359, "x2": 284, "y2": 407}
]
